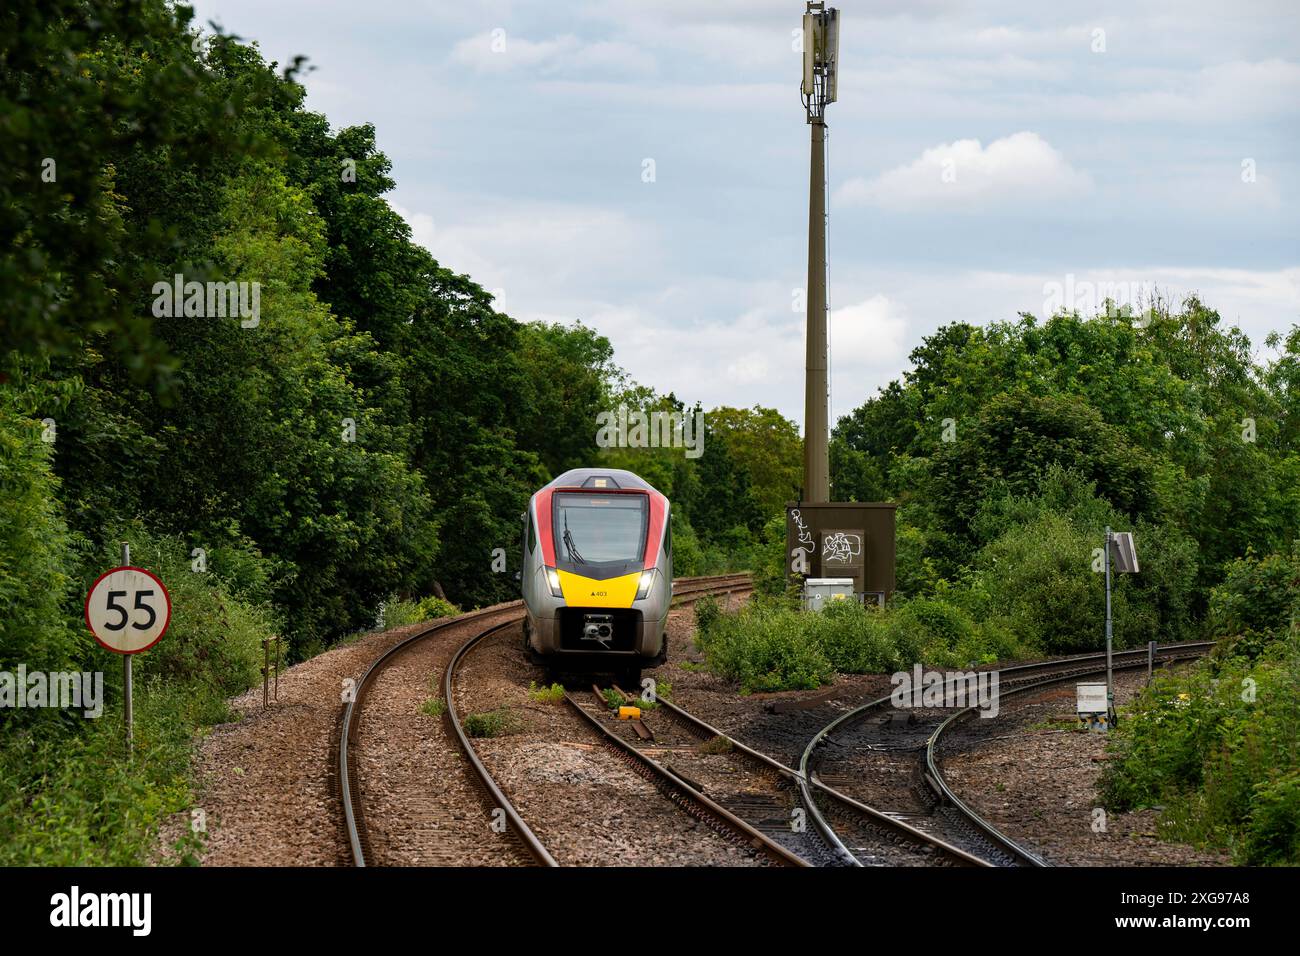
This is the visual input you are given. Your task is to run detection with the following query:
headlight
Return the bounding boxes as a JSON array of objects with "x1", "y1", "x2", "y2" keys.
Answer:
[
  {"x1": 635, "y1": 569, "x2": 655, "y2": 600},
  {"x1": 545, "y1": 567, "x2": 563, "y2": 598}
]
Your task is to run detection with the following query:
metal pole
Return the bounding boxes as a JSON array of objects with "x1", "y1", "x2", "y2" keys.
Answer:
[
  {"x1": 803, "y1": 115, "x2": 830, "y2": 503},
  {"x1": 1104, "y1": 527, "x2": 1115, "y2": 728},
  {"x1": 1147, "y1": 640, "x2": 1155, "y2": 683},
  {"x1": 122, "y1": 542, "x2": 133, "y2": 760}
]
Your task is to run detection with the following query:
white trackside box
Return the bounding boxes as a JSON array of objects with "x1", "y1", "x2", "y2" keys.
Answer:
[
  {"x1": 803, "y1": 577, "x2": 855, "y2": 611},
  {"x1": 1077, "y1": 682, "x2": 1110, "y2": 732}
]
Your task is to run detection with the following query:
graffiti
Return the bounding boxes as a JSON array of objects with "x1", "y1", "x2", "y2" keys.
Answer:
[
  {"x1": 790, "y1": 509, "x2": 815, "y2": 551},
  {"x1": 823, "y1": 531, "x2": 862, "y2": 565},
  {"x1": 789, "y1": 509, "x2": 816, "y2": 575}
]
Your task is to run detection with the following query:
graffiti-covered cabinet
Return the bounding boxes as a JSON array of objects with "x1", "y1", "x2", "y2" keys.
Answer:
[{"x1": 785, "y1": 502, "x2": 896, "y2": 604}]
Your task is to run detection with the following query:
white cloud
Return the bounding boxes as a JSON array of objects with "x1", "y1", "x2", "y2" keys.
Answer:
[
  {"x1": 582, "y1": 267, "x2": 1300, "y2": 428},
  {"x1": 829, "y1": 295, "x2": 910, "y2": 371},
  {"x1": 449, "y1": 31, "x2": 655, "y2": 75},
  {"x1": 837, "y1": 131, "x2": 1091, "y2": 210},
  {"x1": 390, "y1": 203, "x2": 436, "y2": 252}
]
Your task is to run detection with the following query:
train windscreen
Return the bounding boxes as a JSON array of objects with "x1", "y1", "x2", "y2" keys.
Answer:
[{"x1": 553, "y1": 493, "x2": 648, "y2": 566}]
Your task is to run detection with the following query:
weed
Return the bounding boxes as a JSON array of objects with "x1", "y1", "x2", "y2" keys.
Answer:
[
  {"x1": 528, "y1": 681, "x2": 565, "y2": 704},
  {"x1": 463, "y1": 709, "x2": 521, "y2": 738}
]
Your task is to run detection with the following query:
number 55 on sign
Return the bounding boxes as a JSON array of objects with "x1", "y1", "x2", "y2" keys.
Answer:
[{"x1": 85, "y1": 566, "x2": 172, "y2": 653}]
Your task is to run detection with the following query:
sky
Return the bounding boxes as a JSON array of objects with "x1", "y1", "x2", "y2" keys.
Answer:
[{"x1": 188, "y1": 0, "x2": 1300, "y2": 430}]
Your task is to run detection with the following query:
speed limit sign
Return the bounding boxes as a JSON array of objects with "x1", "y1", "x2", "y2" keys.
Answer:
[{"x1": 85, "y1": 566, "x2": 171, "y2": 654}]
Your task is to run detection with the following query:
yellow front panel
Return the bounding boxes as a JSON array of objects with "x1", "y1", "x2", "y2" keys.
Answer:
[{"x1": 556, "y1": 569, "x2": 640, "y2": 608}]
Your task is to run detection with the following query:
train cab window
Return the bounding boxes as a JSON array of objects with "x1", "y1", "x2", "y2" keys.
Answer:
[
  {"x1": 553, "y1": 493, "x2": 648, "y2": 567},
  {"x1": 527, "y1": 513, "x2": 537, "y2": 553}
]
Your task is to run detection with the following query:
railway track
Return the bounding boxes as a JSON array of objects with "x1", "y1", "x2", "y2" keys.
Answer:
[
  {"x1": 799, "y1": 641, "x2": 1214, "y2": 867},
  {"x1": 606, "y1": 681, "x2": 986, "y2": 867},
  {"x1": 561, "y1": 682, "x2": 806, "y2": 866},
  {"x1": 341, "y1": 573, "x2": 1208, "y2": 868},
  {"x1": 338, "y1": 574, "x2": 750, "y2": 867}
]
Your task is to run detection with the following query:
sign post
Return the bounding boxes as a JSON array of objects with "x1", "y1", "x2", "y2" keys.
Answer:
[
  {"x1": 85, "y1": 545, "x2": 171, "y2": 760},
  {"x1": 1103, "y1": 529, "x2": 1139, "y2": 727},
  {"x1": 122, "y1": 544, "x2": 133, "y2": 757}
]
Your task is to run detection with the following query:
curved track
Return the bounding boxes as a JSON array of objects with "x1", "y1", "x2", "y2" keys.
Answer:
[
  {"x1": 338, "y1": 574, "x2": 749, "y2": 867},
  {"x1": 341, "y1": 577, "x2": 1208, "y2": 868},
  {"x1": 614, "y1": 683, "x2": 987, "y2": 866},
  {"x1": 799, "y1": 641, "x2": 1214, "y2": 867}
]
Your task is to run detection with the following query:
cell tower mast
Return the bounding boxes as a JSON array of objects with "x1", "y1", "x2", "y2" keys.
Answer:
[{"x1": 801, "y1": 2, "x2": 839, "y2": 502}]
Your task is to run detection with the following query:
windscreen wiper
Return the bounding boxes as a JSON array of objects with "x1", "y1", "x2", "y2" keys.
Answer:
[{"x1": 562, "y1": 513, "x2": 586, "y2": 564}]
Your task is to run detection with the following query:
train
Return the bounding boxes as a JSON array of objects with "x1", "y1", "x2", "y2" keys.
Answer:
[{"x1": 520, "y1": 468, "x2": 672, "y2": 685}]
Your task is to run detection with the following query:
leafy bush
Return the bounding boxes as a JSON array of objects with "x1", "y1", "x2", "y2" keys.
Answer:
[
  {"x1": 416, "y1": 595, "x2": 460, "y2": 619},
  {"x1": 1243, "y1": 769, "x2": 1300, "y2": 866},
  {"x1": 751, "y1": 513, "x2": 789, "y2": 599},
  {"x1": 1101, "y1": 631, "x2": 1300, "y2": 864},
  {"x1": 0, "y1": 399, "x2": 80, "y2": 677},
  {"x1": 0, "y1": 681, "x2": 224, "y2": 865},
  {"x1": 811, "y1": 600, "x2": 904, "y2": 673},
  {"x1": 1207, "y1": 544, "x2": 1300, "y2": 657},
  {"x1": 697, "y1": 591, "x2": 1026, "y2": 692},
  {"x1": 693, "y1": 594, "x2": 722, "y2": 642},
  {"x1": 970, "y1": 511, "x2": 1105, "y2": 654},
  {"x1": 887, "y1": 595, "x2": 1026, "y2": 667},
  {"x1": 961, "y1": 469, "x2": 1200, "y2": 654},
  {"x1": 700, "y1": 604, "x2": 833, "y2": 693},
  {"x1": 670, "y1": 516, "x2": 706, "y2": 577},
  {"x1": 381, "y1": 593, "x2": 462, "y2": 630}
]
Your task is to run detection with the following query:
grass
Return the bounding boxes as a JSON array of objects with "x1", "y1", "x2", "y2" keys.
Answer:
[
  {"x1": 420, "y1": 697, "x2": 446, "y2": 718},
  {"x1": 0, "y1": 682, "x2": 224, "y2": 866},
  {"x1": 696, "y1": 735, "x2": 734, "y2": 755},
  {"x1": 1026, "y1": 715, "x2": 1084, "y2": 733},
  {"x1": 462, "y1": 708, "x2": 521, "y2": 738},
  {"x1": 527, "y1": 681, "x2": 566, "y2": 704}
]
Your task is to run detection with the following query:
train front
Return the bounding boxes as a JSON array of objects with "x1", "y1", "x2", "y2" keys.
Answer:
[{"x1": 522, "y1": 469, "x2": 672, "y2": 680}]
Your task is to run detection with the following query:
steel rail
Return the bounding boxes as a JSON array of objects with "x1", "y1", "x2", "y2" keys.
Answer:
[
  {"x1": 339, "y1": 602, "x2": 523, "y2": 866},
  {"x1": 799, "y1": 641, "x2": 1215, "y2": 867},
  {"x1": 630, "y1": 686, "x2": 987, "y2": 867},
  {"x1": 339, "y1": 574, "x2": 750, "y2": 866},
  {"x1": 444, "y1": 619, "x2": 558, "y2": 866},
  {"x1": 924, "y1": 644, "x2": 1213, "y2": 867},
  {"x1": 562, "y1": 686, "x2": 809, "y2": 867}
]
